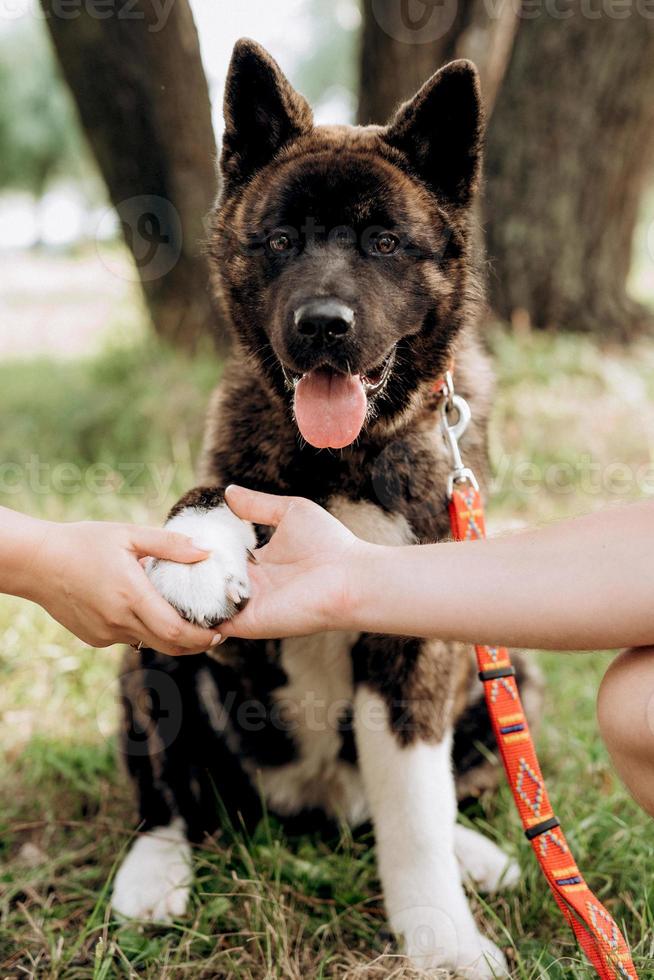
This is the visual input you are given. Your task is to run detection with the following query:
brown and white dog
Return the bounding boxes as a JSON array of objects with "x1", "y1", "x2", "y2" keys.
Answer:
[{"x1": 112, "y1": 40, "x2": 542, "y2": 977}]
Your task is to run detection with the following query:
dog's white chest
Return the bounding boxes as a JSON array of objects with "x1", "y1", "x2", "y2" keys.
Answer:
[
  {"x1": 256, "y1": 628, "x2": 365, "y2": 823},
  {"x1": 255, "y1": 497, "x2": 415, "y2": 825}
]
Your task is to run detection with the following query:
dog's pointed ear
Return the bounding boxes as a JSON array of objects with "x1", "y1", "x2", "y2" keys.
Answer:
[
  {"x1": 221, "y1": 38, "x2": 313, "y2": 186},
  {"x1": 384, "y1": 60, "x2": 483, "y2": 207}
]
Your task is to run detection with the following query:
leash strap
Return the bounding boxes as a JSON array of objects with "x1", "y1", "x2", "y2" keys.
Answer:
[{"x1": 439, "y1": 375, "x2": 638, "y2": 979}]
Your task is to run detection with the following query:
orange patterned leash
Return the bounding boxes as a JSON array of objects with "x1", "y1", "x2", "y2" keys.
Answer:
[{"x1": 437, "y1": 373, "x2": 638, "y2": 980}]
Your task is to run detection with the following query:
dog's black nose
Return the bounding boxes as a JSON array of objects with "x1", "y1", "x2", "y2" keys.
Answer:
[{"x1": 294, "y1": 298, "x2": 355, "y2": 347}]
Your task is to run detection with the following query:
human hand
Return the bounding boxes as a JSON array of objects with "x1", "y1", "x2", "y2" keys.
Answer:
[
  {"x1": 27, "y1": 521, "x2": 220, "y2": 655},
  {"x1": 220, "y1": 486, "x2": 368, "y2": 640}
]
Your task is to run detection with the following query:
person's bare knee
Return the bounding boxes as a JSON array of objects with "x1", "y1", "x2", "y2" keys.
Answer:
[
  {"x1": 597, "y1": 646, "x2": 654, "y2": 816},
  {"x1": 598, "y1": 646, "x2": 654, "y2": 753}
]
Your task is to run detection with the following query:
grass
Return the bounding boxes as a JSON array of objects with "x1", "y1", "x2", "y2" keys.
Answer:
[{"x1": 1, "y1": 326, "x2": 654, "y2": 978}]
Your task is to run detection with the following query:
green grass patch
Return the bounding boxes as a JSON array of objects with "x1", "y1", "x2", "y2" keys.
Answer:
[{"x1": 1, "y1": 330, "x2": 653, "y2": 977}]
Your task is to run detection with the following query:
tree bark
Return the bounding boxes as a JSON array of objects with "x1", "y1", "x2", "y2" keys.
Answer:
[
  {"x1": 40, "y1": 0, "x2": 226, "y2": 351},
  {"x1": 484, "y1": 4, "x2": 654, "y2": 339},
  {"x1": 358, "y1": 0, "x2": 519, "y2": 124}
]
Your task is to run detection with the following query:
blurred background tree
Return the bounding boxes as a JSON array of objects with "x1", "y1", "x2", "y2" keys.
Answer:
[
  {"x1": 39, "y1": 0, "x2": 225, "y2": 352},
  {"x1": 358, "y1": 0, "x2": 518, "y2": 123},
  {"x1": 359, "y1": 0, "x2": 654, "y2": 339},
  {"x1": 485, "y1": 9, "x2": 654, "y2": 339},
  {"x1": 0, "y1": 24, "x2": 81, "y2": 197},
  {"x1": 0, "y1": 0, "x2": 652, "y2": 349},
  {"x1": 0, "y1": 21, "x2": 97, "y2": 242}
]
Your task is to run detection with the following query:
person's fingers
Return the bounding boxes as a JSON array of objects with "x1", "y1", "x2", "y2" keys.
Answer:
[
  {"x1": 225, "y1": 485, "x2": 298, "y2": 528},
  {"x1": 132, "y1": 612, "x2": 218, "y2": 657},
  {"x1": 220, "y1": 577, "x2": 293, "y2": 642},
  {"x1": 129, "y1": 617, "x2": 184, "y2": 656},
  {"x1": 130, "y1": 614, "x2": 197, "y2": 657},
  {"x1": 132, "y1": 577, "x2": 219, "y2": 654},
  {"x1": 220, "y1": 598, "x2": 301, "y2": 642},
  {"x1": 129, "y1": 527, "x2": 211, "y2": 563},
  {"x1": 219, "y1": 606, "x2": 258, "y2": 640},
  {"x1": 87, "y1": 616, "x2": 148, "y2": 651}
]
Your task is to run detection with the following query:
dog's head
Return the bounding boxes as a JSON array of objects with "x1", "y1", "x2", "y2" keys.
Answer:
[{"x1": 211, "y1": 39, "x2": 484, "y2": 449}]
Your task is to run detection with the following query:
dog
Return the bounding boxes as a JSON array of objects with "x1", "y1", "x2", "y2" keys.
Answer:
[{"x1": 112, "y1": 39, "x2": 543, "y2": 977}]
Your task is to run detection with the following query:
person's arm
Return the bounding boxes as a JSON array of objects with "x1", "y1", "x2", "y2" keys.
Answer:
[
  {"x1": 0, "y1": 506, "x2": 220, "y2": 655},
  {"x1": 221, "y1": 486, "x2": 654, "y2": 651}
]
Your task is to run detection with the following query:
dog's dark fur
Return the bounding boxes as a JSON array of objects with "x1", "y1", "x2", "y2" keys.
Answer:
[{"x1": 116, "y1": 39, "x2": 541, "y2": 969}]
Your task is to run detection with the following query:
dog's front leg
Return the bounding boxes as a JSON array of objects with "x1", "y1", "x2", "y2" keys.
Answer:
[
  {"x1": 146, "y1": 486, "x2": 256, "y2": 630},
  {"x1": 353, "y1": 678, "x2": 508, "y2": 979}
]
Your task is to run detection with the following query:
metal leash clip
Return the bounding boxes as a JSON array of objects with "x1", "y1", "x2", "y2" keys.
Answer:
[{"x1": 438, "y1": 370, "x2": 479, "y2": 498}]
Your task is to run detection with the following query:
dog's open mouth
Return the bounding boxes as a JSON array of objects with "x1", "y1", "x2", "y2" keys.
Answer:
[{"x1": 283, "y1": 348, "x2": 396, "y2": 449}]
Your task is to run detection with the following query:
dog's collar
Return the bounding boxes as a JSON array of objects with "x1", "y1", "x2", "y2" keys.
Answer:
[{"x1": 432, "y1": 358, "x2": 455, "y2": 397}]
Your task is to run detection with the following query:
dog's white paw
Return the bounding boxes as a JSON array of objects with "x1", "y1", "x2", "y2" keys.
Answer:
[
  {"x1": 147, "y1": 504, "x2": 257, "y2": 628},
  {"x1": 112, "y1": 819, "x2": 192, "y2": 924},
  {"x1": 455, "y1": 825, "x2": 520, "y2": 894},
  {"x1": 469, "y1": 937, "x2": 510, "y2": 978},
  {"x1": 395, "y1": 905, "x2": 508, "y2": 979}
]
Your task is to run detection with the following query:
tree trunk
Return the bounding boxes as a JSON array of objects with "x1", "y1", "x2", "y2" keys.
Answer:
[
  {"x1": 40, "y1": 0, "x2": 226, "y2": 352},
  {"x1": 485, "y1": 5, "x2": 654, "y2": 339},
  {"x1": 358, "y1": 0, "x2": 519, "y2": 124}
]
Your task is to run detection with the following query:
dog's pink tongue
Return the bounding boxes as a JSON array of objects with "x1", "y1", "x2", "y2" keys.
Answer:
[{"x1": 294, "y1": 369, "x2": 367, "y2": 449}]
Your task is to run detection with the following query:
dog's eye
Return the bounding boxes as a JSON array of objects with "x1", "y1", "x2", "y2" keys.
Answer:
[
  {"x1": 268, "y1": 232, "x2": 293, "y2": 254},
  {"x1": 373, "y1": 232, "x2": 400, "y2": 256}
]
